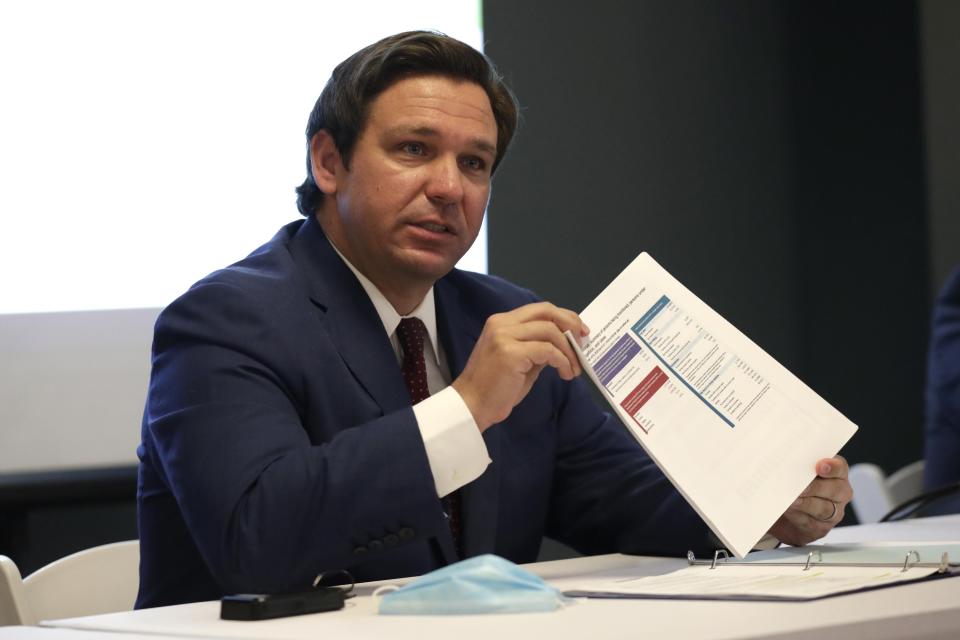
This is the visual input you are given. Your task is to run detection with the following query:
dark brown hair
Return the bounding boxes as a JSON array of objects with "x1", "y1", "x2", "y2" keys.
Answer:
[{"x1": 295, "y1": 30, "x2": 519, "y2": 216}]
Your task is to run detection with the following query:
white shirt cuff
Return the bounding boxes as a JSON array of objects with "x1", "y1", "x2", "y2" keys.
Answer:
[{"x1": 413, "y1": 386, "x2": 491, "y2": 497}]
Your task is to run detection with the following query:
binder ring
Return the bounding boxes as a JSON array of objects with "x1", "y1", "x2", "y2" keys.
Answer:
[
  {"x1": 901, "y1": 550, "x2": 920, "y2": 572},
  {"x1": 803, "y1": 550, "x2": 823, "y2": 571},
  {"x1": 710, "y1": 550, "x2": 730, "y2": 569}
]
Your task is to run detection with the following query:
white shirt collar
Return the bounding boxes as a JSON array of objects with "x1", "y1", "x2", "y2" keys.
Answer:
[{"x1": 327, "y1": 239, "x2": 442, "y2": 366}]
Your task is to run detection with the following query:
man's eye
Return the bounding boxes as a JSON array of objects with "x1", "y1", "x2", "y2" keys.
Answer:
[
  {"x1": 401, "y1": 142, "x2": 426, "y2": 156},
  {"x1": 461, "y1": 156, "x2": 486, "y2": 171}
]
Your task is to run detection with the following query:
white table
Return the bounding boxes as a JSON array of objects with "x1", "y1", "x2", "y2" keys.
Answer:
[
  {"x1": 35, "y1": 515, "x2": 960, "y2": 640},
  {"x1": 0, "y1": 629, "x2": 176, "y2": 640},
  {"x1": 817, "y1": 512, "x2": 960, "y2": 544}
]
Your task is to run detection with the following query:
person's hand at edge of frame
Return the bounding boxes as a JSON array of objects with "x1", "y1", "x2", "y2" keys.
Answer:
[{"x1": 768, "y1": 455, "x2": 853, "y2": 546}]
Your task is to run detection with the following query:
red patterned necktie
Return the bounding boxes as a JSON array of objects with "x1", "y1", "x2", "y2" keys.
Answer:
[{"x1": 395, "y1": 317, "x2": 462, "y2": 555}]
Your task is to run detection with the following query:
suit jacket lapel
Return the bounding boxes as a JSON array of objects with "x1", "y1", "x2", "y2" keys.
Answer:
[
  {"x1": 435, "y1": 276, "x2": 502, "y2": 558},
  {"x1": 288, "y1": 217, "x2": 411, "y2": 415},
  {"x1": 290, "y1": 217, "x2": 502, "y2": 560}
]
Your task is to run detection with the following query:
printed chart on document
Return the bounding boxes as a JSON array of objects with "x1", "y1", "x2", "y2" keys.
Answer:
[{"x1": 571, "y1": 253, "x2": 857, "y2": 558}]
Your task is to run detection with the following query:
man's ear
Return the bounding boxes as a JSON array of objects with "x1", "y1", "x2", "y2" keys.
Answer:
[{"x1": 310, "y1": 130, "x2": 341, "y2": 195}]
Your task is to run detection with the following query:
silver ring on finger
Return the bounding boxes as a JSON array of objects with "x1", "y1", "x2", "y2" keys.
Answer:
[{"x1": 815, "y1": 499, "x2": 838, "y2": 523}]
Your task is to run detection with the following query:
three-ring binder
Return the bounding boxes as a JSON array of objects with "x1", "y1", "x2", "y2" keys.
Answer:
[
  {"x1": 687, "y1": 549, "x2": 956, "y2": 573},
  {"x1": 565, "y1": 545, "x2": 960, "y2": 601}
]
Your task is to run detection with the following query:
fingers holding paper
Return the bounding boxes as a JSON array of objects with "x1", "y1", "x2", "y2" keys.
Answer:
[
  {"x1": 767, "y1": 456, "x2": 853, "y2": 547},
  {"x1": 453, "y1": 302, "x2": 590, "y2": 432}
]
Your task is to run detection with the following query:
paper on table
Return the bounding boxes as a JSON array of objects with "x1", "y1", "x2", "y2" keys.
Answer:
[
  {"x1": 567, "y1": 564, "x2": 942, "y2": 601},
  {"x1": 566, "y1": 253, "x2": 857, "y2": 557}
]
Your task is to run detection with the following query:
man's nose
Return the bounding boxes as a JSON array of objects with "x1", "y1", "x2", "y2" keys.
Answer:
[{"x1": 424, "y1": 155, "x2": 465, "y2": 205}]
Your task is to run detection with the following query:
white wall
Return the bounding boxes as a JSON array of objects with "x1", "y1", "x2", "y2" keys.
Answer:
[
  {"x1": 0, "y1": 308, "x2": 156, "y2": 473},
  {"x1": 0, "y1": 0, "x2": 483, "y2": 475}
]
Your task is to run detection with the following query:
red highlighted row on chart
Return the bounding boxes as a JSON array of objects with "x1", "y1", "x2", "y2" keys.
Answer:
[{"x1": 620, "y1": 366, "x2": 669, "y2": 433}]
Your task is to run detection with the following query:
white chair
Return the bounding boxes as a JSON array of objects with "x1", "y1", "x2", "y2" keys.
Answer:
[
  {"x1": 0, "y1": 555, "x2": 30, "y2": 626},
  {"x1": 848, "y1": 460, "x2": 925, "y2": 524},
  {"x1": 2, "y1": 540, "x2": 139, "y2": 626}
]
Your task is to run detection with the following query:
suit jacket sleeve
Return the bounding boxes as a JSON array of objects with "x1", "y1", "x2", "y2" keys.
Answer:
[
  {"x1": 925, "y1": 266, "x2": 960, "y2": 491},
  {"x1": 143, "y1": 278, "x2": 448, "y2": 595}
]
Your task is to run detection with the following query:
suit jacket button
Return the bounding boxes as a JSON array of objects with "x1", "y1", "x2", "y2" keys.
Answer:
[
  {"x1": 368, "y1": 539, "x2": 384, "y2": 552},
  {"x1": 383, "y1": 534, "x2": 399, "y2": 547},
  {"x1": 353, "y1": 545, "x2": 368, "y2": 556},
  {"x1": 398, "y1": 527, "x2": 415, "y2": 541}
]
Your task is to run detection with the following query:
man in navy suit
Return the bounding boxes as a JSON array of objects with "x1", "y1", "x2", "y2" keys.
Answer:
[{"x1": 136, "y1": 31, "x2": 852, "y2": 608}]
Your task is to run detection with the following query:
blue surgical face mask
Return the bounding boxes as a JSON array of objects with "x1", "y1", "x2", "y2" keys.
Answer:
[{"x1": 375, "y1": 554, "x2": 568, "y2": 615}]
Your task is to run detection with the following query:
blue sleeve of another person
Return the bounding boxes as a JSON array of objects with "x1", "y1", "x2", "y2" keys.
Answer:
[{"x1": 924, "y1": 266, "x2": 960, "y2": 511}]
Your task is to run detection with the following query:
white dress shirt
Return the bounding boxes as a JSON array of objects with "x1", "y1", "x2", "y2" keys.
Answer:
[{"x1": 329, "y1": 243, "x2": 491, "y2": 498}]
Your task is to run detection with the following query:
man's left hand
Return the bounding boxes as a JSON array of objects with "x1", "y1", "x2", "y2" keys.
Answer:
[{"x1": 767, "y1": 456, "x2": 853, "y2": 547}]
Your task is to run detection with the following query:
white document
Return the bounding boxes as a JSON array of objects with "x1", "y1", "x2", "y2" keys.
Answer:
[
  {"x1": 568, "y1": 564, "x2": 942, "y2": 601},
  {"x1": 567, "y1": 253, "x2": 858, "y2": 557}
]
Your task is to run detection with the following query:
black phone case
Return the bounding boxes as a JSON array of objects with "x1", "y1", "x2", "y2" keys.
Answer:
[{"x1": 220, "y1": 588, "x2": 346, "y2": 620}]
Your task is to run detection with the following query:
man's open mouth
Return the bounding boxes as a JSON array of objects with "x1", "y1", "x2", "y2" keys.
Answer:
[{"x1": 417, "y1": 222, "x2": 451, "y2": 234}]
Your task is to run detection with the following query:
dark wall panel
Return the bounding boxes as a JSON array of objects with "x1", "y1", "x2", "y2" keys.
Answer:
[
  {"x1": 784, "y1": 3, "x2": 929, "y2": 471},
  {"x1": 921, "y1": 0, "x2": 960, "y2": 293},
  {"x1": 485, "y1": 1, "x2": 801, "y2": 369},
  {"x1": 484, "y1": 0, "x2": 930, "y2": 474}
]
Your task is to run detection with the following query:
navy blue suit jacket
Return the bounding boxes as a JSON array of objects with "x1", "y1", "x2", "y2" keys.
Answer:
[
  {"x1": 924, "y1": 265, "x2": 960, "y2": 514},
  {"x1": 136, "y1": 216, "x2": 712, "y2": 608}
]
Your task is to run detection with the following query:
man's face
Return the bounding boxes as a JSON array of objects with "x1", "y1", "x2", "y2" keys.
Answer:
[{"x1": 314, "y1": 75, "x2": 497, "y2": 306}]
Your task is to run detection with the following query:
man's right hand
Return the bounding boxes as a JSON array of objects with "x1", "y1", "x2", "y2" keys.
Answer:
[{"x1": 451, "y1": 302, "x2": 589, "y2": 432}]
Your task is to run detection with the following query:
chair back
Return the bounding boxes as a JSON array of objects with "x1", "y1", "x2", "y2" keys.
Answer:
[
  {"x1": 21, "y1": 540, "x2": 139, "y2": 624},
  {"x1": 0, "y1": 555, "x2": 31, "y2": 626},
  {"x1": 849, "y1": 461, "x2": 925, "y2": 523},
  {"x1": 885, "y1": 460, "x2": 926, "y2": 507}
]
